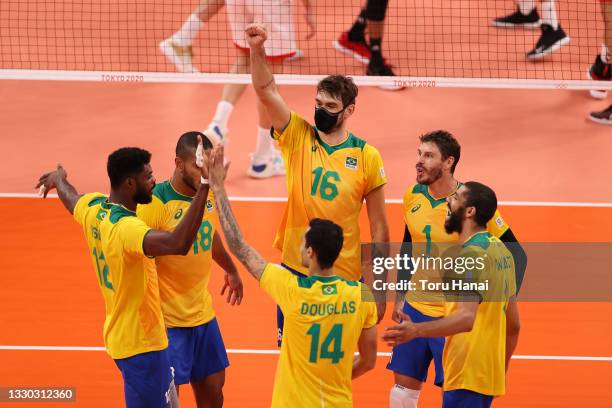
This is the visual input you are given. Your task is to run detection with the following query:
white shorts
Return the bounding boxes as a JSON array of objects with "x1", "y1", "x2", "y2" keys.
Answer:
[{"x1": 226, "y1": 0, "x2": 297, "y2": 59}]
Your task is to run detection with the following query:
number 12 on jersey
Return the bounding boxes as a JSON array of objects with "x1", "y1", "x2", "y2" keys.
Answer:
[{"x1": 306, "y1": 323, "x2": 344, "y2": 364}]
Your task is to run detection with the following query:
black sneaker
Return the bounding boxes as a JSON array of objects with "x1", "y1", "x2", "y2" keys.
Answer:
[
  {"x1": 589, "y1": 105, "x2": 612, "y2": 126},
  {"x1": 492, "y1": 7, "x2": 541, "y2": 28},
  {"x1": 588, "y1": 55, "x2": 611, "y2": 99},
  {"x1": 589, "y1": 55, "x2": 611, "y2": 81},
  {"x1": 527, "y1": 24, "x2": 570, "y2": 60},
  {"x1": 367, "y1": 60, "x2": 405, "y2": 91}
]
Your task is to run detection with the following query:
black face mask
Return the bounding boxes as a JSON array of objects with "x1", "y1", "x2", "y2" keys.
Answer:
[{"x1": 314, "y1": 106, "x2": 345, "y2": 133}]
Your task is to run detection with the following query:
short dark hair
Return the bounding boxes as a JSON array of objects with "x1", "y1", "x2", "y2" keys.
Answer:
[
  {"x1": 419, "y1": 130, "x2": 461, "y2": 174},
  {"x1": 305, "y1": 218, "x2": 344, "y2": 269},
  {"x1": 107, "y1": 147, "x2": 152, "y2": 188},
  {"x1": 463, "y1": 181, "x2": 497, "y2": 228},
  {"x1": 176, "y1": 131, "x2": 213, "y2": 159},
  {"x1": 316, "y1": 75, "x2": 358, "y2": 109}
]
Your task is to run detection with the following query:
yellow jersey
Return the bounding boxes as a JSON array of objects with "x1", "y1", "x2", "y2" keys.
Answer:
[
  {"x1": 442, "y1": 231, "x2": 516, "y2": 396},
  {"x1": 403, "y1": 183, "x2": 509, "y2": 317},
  {"x1": 99, "y1": 202, "x2": 167, "y2": 359},
  {"x1": 272, "y1": 112, "x2": 387, "y2": 280},
  {"x1": 260, "y1": 263, "x2": 378, "y2": 408},
  {"x1": 137, "y1": 180, "x2": 217, "y2": 327},
  {"x1": 73, "y1": 193, "x2": 115, "y2": 325}
]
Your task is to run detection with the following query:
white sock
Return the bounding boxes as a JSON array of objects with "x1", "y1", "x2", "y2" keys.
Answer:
[
  {"x1": 516, "y1": 0, "x2": 536, "y2": 15},
  {"x1": 541, "y1": 0, "x2": 559, "y2": 29},
  {"x1": 253, "y1": 127, "x2": 273, "y2": 165},
  {"x1": 389, "y1": 384, "x2": 420, "y2": 408},
  {"x1": 211, "y1": 101, "x2": 234, "y2": 132},
  {"x1": 602, "y1": 44, "x2": 610, "y2": 63},
  {"x1": 171, "y1": 14, "x2": 203, "y2": 46}
]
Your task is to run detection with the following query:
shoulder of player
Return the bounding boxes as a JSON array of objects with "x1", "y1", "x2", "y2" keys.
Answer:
[
  {"x1": 104, "y1": 204, "x2": 140, "y2": 226},
  {"x1": 77, "y1": 192, "x2": 108, "y2": 208},
  {"x1": 462, "y1": 231, "x2": 494, "y2": 252},
  {"x1": 151, "y1": 180, "x2": 193, "y2": 205}
]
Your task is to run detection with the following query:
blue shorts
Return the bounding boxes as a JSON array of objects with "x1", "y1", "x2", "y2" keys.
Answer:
[
  {"x1": 386, "y1": 302, "x2": 445, "y2": 386},
  {"x1": 114, "y1": 349, "x2": 173, "y2": 408},
  {"x1": 167, "y1": 318, "x2": 229, "y2": 385},
  {"x1": 276, "y1": 264, "x2": 306, "y2": 346},
  {"x1": 442, "y1": 389, "x2": 493, "y2": 408}
]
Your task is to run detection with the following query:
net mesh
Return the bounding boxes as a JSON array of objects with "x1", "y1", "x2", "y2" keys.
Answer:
[{"x1": 0, "y1": 0, "x2": 609, "y2": 88}]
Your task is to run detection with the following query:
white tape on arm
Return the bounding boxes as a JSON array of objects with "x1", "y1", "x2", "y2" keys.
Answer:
[{"x1": 196, "y1": 139, "x2": 204, "y2": 168}]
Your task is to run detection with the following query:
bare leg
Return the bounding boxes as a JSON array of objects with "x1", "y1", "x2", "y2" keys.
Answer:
[
  {"x1": 194, "y1": 0, "x2": 225, "y2": 23},
  {"x1": 191, "y1": 370, "x2": 225, "y2": 408}
]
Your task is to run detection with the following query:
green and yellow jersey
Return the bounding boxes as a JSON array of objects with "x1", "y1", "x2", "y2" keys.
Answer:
[
  {"x1": 273, "y1": 112, "x2": 387, "y2": 280},
  {"x1": 260, "y1": 263, "x2": 377, "y2": 407},
  {"x1": 403, "y1": 183, "x2": 509, "y2": 317},
  {"x1": 73, "y1": 192, "x2": 115, "y2": 328},
  {"x1": 442, "y1": 231, "x2": 516, "y2": 396},
  {"x1": 98, "y1": 202, "x2": 167, "y2": 359},
  {"x1": 137, "y1": 180, "x2": 217, "y2": 328}
]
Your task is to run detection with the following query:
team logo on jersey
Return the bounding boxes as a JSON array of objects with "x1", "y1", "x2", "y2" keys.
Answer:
[
  {"x1": 206, "y1": 199, "x2": 214, "y2": 213},
  {"x1": 95, "y1": 209, "x2": 107, "y2": 221},
  {"x1": 322, "y1": 284, "x2": 337, "y2": 295},
  {"x1": 495, "y1": 215, "x2": 505, "y2": 228},
  {"x1": 411, "y1": 203, "x2": 421, "y2": 213},
  {"x1": 345, "y1": 156, "x2": 358, "y2": 170},
  {"x1": 174, "y1": 209, "x2": 183, "y2": 219}
]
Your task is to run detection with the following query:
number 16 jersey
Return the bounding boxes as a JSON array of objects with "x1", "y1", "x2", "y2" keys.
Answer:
[{"x1": 272, "y1": 112, "x2": 387, "y2": 280}]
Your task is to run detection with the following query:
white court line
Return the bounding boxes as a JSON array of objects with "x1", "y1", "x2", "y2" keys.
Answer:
[
  {"x1": 0, "y1": 346, "x2": 611, "y2": 361},
  {"x1": 2, "y1": 193, "x2": 612, "y2": 208}
]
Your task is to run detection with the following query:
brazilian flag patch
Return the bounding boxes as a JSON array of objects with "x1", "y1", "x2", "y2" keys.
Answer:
[
  {"x1": 95, "y1": 209, "x2": 107, "y2": 221},
  {"x1": 345, "y1": 156, "x2": 357, "y2": 170},
  {"x1": 322, "y1": 284, "x2": 337, "y2": 295}
]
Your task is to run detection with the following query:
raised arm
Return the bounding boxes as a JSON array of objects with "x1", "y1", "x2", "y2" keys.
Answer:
[
  {"x1": 143, "y1": 182, "x2": 209, "y2": 257},
  {"x1": 36, "y1": 165, "x2": 81, "y2": 214},
  {"x1": 208, "y1": 145, "x2": 267, "y2": 280},
  {"x1": 245, "y1": 23, "x2": 291, "y2": 131}
]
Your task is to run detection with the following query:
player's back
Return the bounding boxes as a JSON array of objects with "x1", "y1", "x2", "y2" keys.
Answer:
[
  {"x1": 72, "y1": 192, "x2": 115, "y2": 318},
  {"x1": 260, "y1": 264, "x2": 377, "y2": 407}
]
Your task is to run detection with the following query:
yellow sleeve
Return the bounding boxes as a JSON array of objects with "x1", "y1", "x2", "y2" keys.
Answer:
[
  {"x1": 271, "y1": 111, "x2": 312, "y2": 152},
  {"x1": 136, "y1": 196, "x2": 169, "y2": 230},
  {"x1": 363, "y1": 144, "x2": 388, "y2": 195},
  {"x1": 402, "y1": 187, "x2": 414, "y2": 226},
  {"x1": 486, "y1": 209, "x2": 509, "y2": 238},
  {"x1": 73, "y1": 192, "x2": 105, "y2": 226},
  {"x1": 117, "y1": 217, "x2": 151, "y2": 255},
  {"x1": 360, "y1": 284, "x2": 378, "y2": 329},
  {"x1": 259, "y1": 263, "x2": 296, "y2": 311}
]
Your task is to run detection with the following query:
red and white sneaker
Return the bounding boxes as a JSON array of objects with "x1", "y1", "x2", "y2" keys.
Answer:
[{"x1": 333, "y1": 32, "x2": 370, "y2": 64}]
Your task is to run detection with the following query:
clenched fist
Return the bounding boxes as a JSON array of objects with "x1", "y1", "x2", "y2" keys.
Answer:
[{"x1": 245, "y1": 23, "x2": 268, "y2": 48}]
